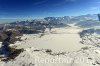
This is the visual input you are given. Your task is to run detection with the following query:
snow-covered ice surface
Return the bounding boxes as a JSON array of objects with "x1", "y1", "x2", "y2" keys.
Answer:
[
  {"x1": 1, "y1": 27, "x2": 100, "y2": 66},
  {"x1": 16, "y1": 27, "x2": 85, "y2": 52}
]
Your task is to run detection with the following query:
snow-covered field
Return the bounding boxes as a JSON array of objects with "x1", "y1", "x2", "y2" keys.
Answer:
[
  {"x1": 1, "y1": 46, "x2": 100, "y2": 66},
  {"x1": 16, "y1": 27, "x2": 85, "y2": 52},
  {"x1": 1, "y1": 27, "x2": 100, "y2": 66}
]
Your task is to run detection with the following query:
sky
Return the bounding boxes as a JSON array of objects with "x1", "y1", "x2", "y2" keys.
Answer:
[{"x1": 0, "y1": 0, "x2": 100, "y2": 22}]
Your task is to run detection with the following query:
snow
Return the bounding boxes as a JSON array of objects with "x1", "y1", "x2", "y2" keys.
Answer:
[
  {"x1": 1, "y1": 46, "x2": 100, "y2": 66},
  {"x1": 0, "y1": 42, "x2": 2, "y2": 47},
  {"x1": 1, "y1": 27, "x2": 100, "y2": 66},
  {"x1": 15, "y1": 27, "x2": 85, "y2": 52}
]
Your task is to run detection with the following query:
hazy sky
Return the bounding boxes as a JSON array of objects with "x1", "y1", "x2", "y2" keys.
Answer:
[{"x1": 0, "y1": 0, "x2": 100, "y2": 22}]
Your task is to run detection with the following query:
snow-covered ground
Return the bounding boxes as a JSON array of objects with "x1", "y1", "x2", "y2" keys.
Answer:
[
  {"x1": 1, "y1": 27, "x2": 100, "y2": 66},
  {"x1": 15, "y1": 27, "x2": 85, "y2": 52},
  {"x1": 80, "y1": 31, "x2": 100, "y2": 47},
  {"x1": 1, "y1": 46, "x2": 100, "y2": 66}
]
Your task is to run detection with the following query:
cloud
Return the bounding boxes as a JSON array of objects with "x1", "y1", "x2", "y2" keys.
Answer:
[
  {"x1": 65, "y1": 0, "x2": 79, "y2": 2},
  {"x1": 90, "y1": 7, "x2": 100, "y2": 10},
  {"x1": 33, "y1": 0, "x2": 48, "y2": 5},
  {"x1": 92, "y1": 0, "x2": 100, "y2": 4},
  {"x1": 96, "y1": 2, "x2": 100, "y2": 3},
  {"x1": 52, "y1": 0, "x2": 78, "y2": 7}
]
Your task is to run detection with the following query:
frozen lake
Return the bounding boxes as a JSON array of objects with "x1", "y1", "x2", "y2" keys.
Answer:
[{"x1": 17, "y1": 28, "x2": 85, "y2": 52}]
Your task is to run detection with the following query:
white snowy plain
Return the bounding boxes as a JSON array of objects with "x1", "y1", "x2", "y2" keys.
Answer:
[{"x1": 0, "y1": 27, "x2": 100, "y2": 66}]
